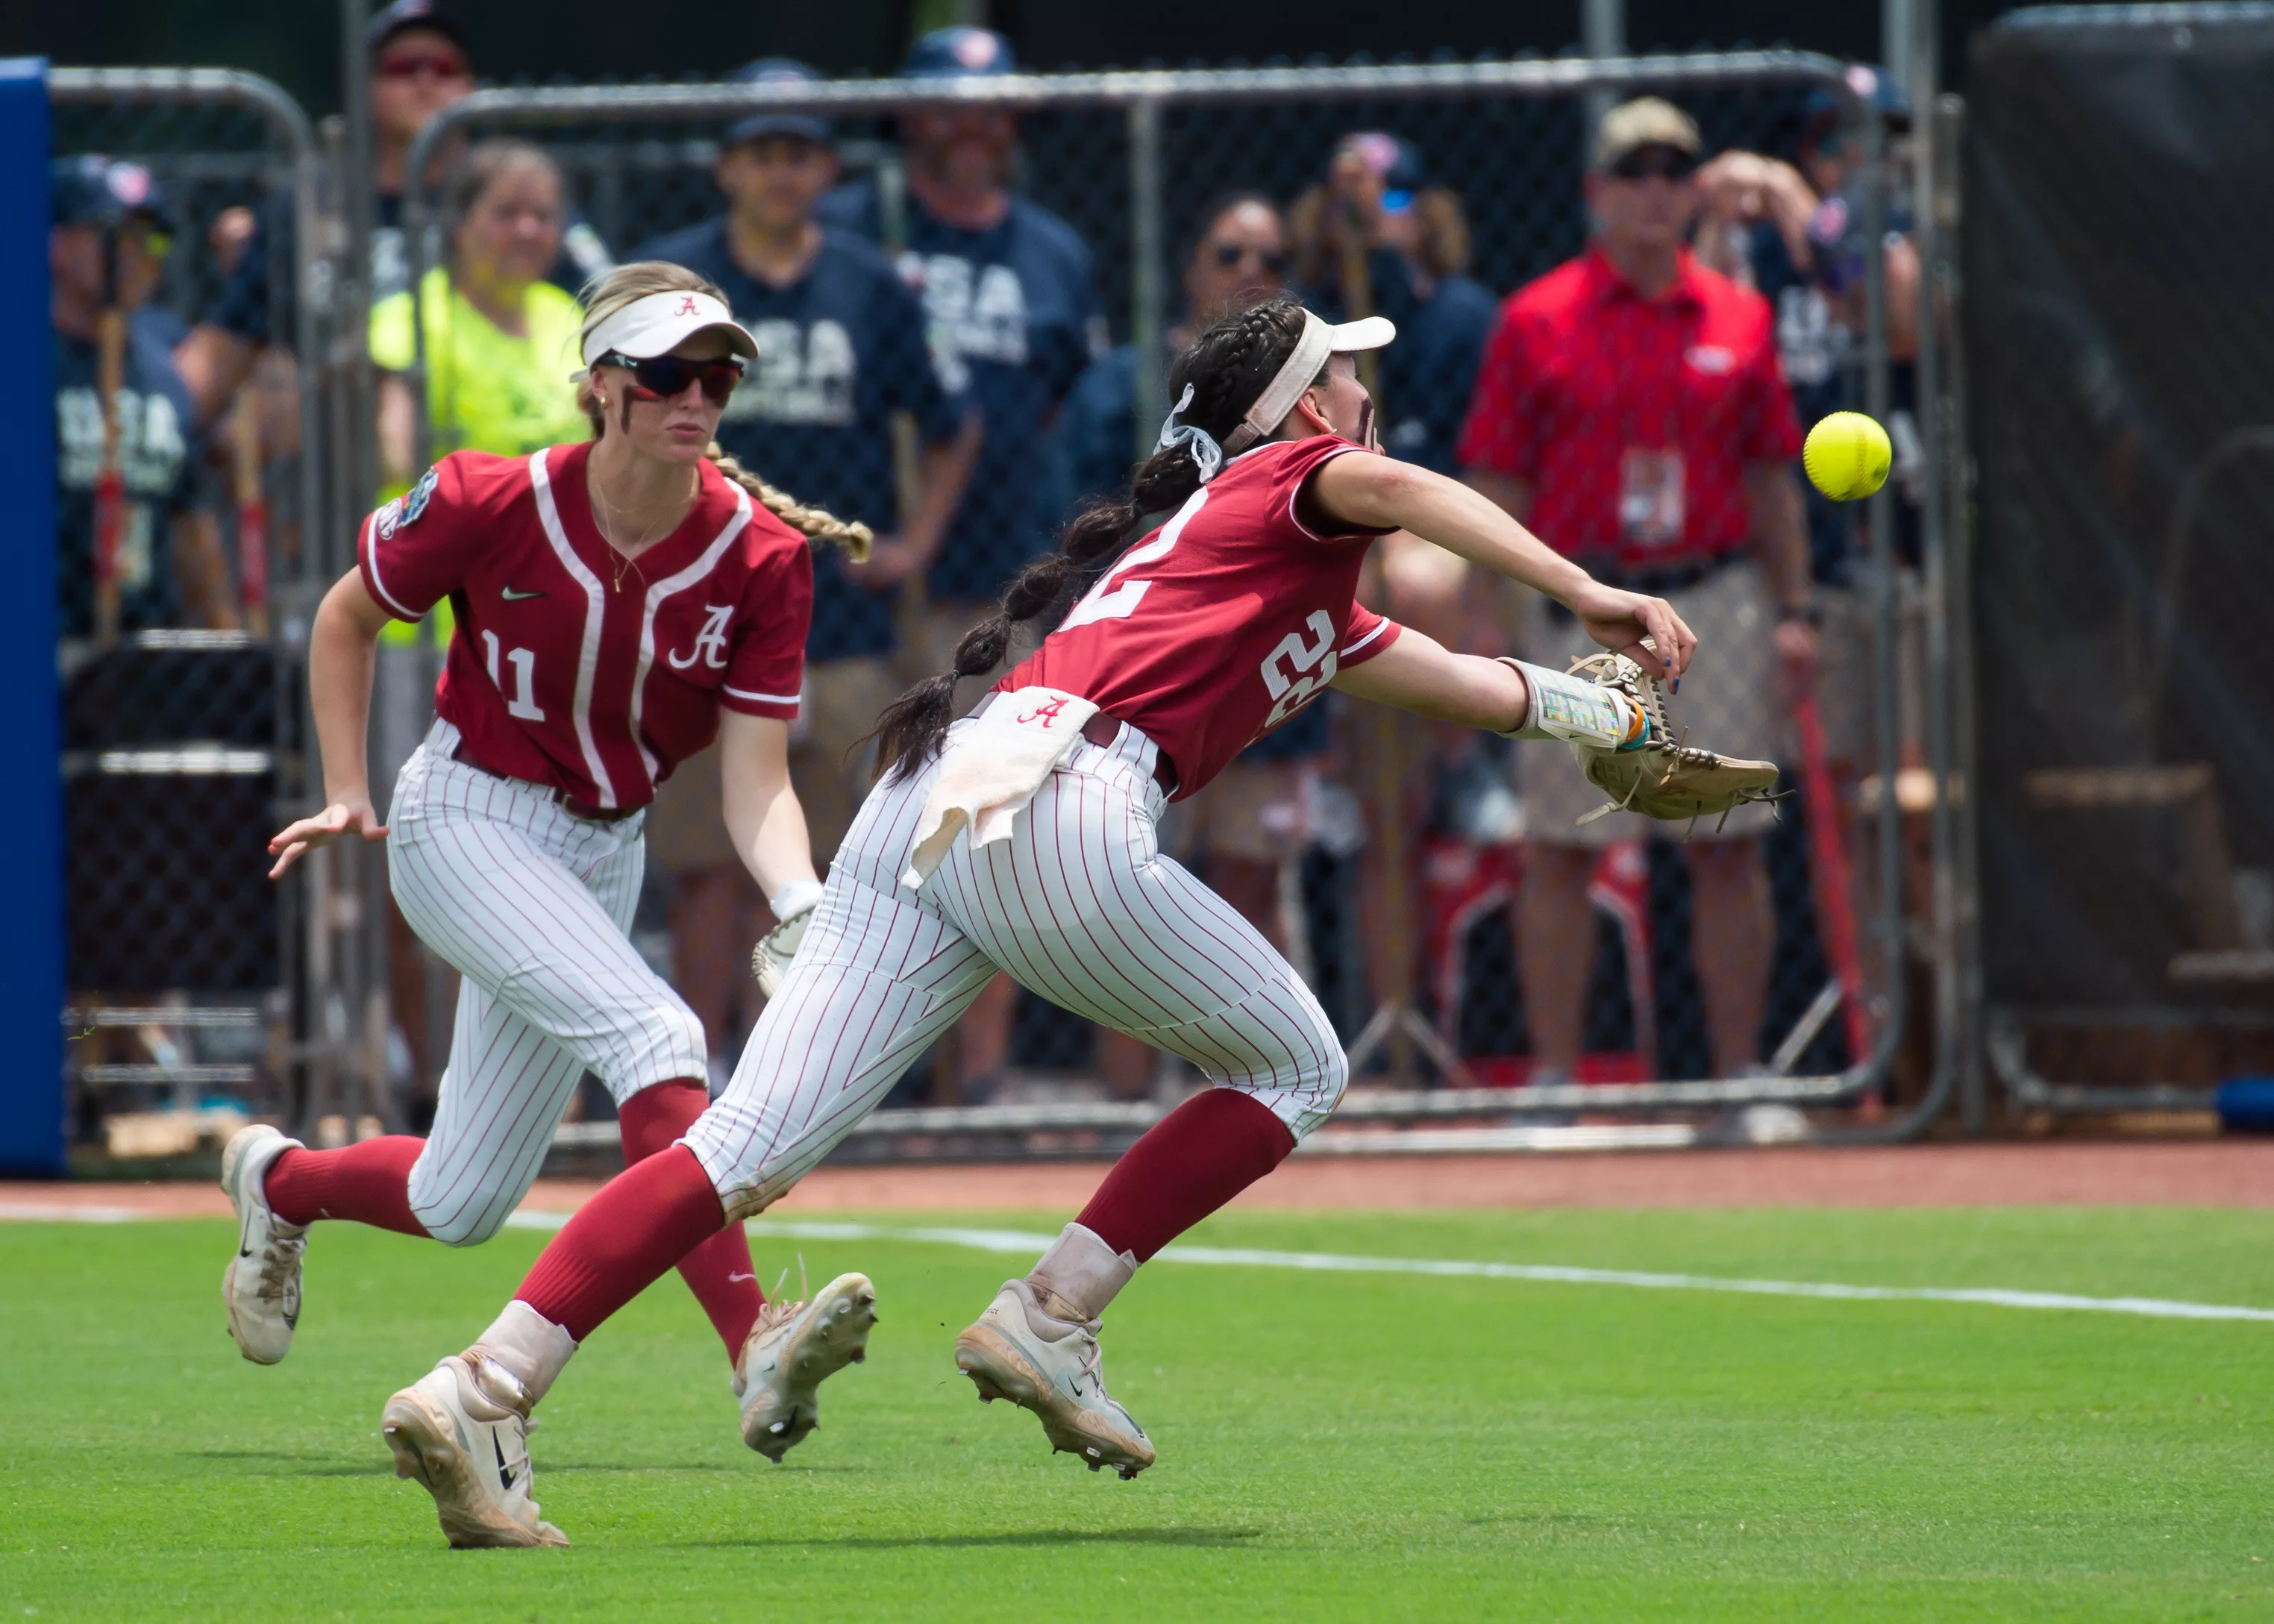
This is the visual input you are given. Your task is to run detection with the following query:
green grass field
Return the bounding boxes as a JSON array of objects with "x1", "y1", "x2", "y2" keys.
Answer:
[{"x1": 5, "y1": 1206, "x2": 2273, "y2": 1620}]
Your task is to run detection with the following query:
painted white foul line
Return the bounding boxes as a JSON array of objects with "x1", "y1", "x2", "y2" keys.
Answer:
[{"x1": 498, "y1": 1211, "x2": 2274, "y2": 1326}]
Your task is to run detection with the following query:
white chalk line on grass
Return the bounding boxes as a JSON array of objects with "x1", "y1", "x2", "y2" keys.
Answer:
[
  {"x1": 5, "y1": 1201, "x2": 2264, "y2": 1325},
  {"x1": 515, "y1": 1212, "x2": 2273, "y2": 1326}
]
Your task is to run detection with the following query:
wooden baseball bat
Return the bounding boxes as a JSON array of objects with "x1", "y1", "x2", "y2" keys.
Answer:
[
  {"x1": 230, "y1": 389, "x2": 270, "y2": 636},
  {"x1": 91, "y1": 296, "x2": 128, "y2": 650},
  {"x1": 1793, "y1": 692, "x2": 1872, "y2": 1068}
]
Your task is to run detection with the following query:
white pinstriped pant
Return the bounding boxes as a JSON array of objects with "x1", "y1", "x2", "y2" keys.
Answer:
[
  {"x1": 387, "y1": 720, "x2": 708, "y2": 1245},
  {"x1": 687, "y1": 717, "x2": 1348, "y2": 1222}
]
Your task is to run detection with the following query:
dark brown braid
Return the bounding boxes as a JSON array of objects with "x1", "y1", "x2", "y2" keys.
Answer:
[{"x1": 869, "y1": 297, "x2": 1321, "y2": 783}]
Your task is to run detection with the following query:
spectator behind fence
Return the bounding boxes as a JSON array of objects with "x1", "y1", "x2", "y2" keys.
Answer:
[
  {"x1": 1059, "y1": 192, "x2": 1330, "y2": 1097},
  {"x1": 174, "y1": 0, "x2": 613, "y2": 424},
  {"x1": 1289, "y1": 133, "x2": 1498, "y2": 476},
  {"x1": 51, "y1": 157, "x2": 233, "y2": 644},
  {"x1": 371, "y1": 140, "x2": 588, "y2": 492},
  {"x1": 1291, "y1": 136, "x2": 1500, "y2": 1029},
  {"x1": 635, "y1": 59, "x2": 980, "y2": 1079},
  {"x1": 818, "y1": 25, "x2": 1102, "y2": 1100},
  {"x1": 1459, "y1": 98, "x2": 1812, "y2": 1082},
  {"x1": 1696, "y1": 69, "x2": 1924, "y2": 781}
]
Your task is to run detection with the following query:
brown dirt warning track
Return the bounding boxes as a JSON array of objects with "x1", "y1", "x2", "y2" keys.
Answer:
[{"x1": 5, "y1": 1141, "x2": 2272, "y2": 1222}]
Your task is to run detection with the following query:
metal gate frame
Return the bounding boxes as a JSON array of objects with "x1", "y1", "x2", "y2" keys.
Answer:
[{"x1": 46, "y1": 68, "x2": 366, "y2": 1142}]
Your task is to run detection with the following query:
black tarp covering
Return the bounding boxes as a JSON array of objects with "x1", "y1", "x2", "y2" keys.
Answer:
[{"x1": 1967, "y1": 4, "x2": 2274, "y2": 1010}]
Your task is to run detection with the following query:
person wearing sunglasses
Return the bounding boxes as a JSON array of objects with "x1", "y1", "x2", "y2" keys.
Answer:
[
  {"x1": 49, "y1": 156, "x2": 236, "y2": 643},
  {"x1": 635, "y1": 60, "x2": 981, "y2": 1086},
  {"x1": 222, "y1": 266, "x2": 874, "y2": 1457},
  {"x1": 1459, "y1": 96, "x2": 1814, "y2": 1087},
  {"x1": 175, "y1": 0, "x2": 614, "y2": 427}
]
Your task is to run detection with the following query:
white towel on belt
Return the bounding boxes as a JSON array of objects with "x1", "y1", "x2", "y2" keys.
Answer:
[{"x1": 900, "y1": 687, "x2": 1100, "y2": 891}]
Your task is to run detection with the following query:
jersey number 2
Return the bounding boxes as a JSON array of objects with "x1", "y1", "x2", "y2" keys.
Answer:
[
  {"x1": 1059, "y1": 487, "x2": 1209, "y2": 631},
  {"x1": 481, "y1": 630, "x2": 547, "y2": 722},
  {"x1": 1259, "y1": 610, "x2": 1339, "y2": 729}
]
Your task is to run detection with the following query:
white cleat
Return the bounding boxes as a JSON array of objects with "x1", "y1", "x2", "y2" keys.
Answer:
[
  {"x1": 733, "y1": 1272, "x2": 877, "y2": 1463},
  {"x1": 219, "y1": 1123, "x2": 307, "y2": 1365},
  {"x1": 954, "y1": 1279, "x2": 1156, "y2": 1479},
  {"x1": 381, "y1": 1352, "x2": 568, "y2": 1549}
]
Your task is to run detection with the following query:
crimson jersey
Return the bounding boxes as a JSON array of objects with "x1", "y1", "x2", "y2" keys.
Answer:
[
  {"x1": 1000, "y1": 435, "x2": 1402, "y2": 798},
  {"x1": 358, "y1": 442, "x2": 813, "y2": 810}
]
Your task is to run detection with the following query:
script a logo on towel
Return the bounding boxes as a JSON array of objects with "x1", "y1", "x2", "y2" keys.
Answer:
[{"x1": 1017, "y1": 696, "x2": 1071, "y2": 727}]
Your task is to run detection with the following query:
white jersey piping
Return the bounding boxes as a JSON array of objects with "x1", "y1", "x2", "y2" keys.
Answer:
[{"x1": 527, "y1": 449, "x2": 618, "y2": 808}]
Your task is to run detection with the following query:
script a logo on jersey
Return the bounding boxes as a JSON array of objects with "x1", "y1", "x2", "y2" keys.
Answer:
[{"x1": 667, "y1": 604, "x2": 733, "y2": 671}]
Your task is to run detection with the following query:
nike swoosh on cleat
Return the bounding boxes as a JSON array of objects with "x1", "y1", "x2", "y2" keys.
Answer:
[
  {"x1": 239, "y1": 1247, "x2": 253, "y2": 1258},
  {"x1": 500, "y1": 585, "x2": 545, "y2": 601},
  {"x1": 492, "y1": 1431, "x2": 516, "y2": 1490}
]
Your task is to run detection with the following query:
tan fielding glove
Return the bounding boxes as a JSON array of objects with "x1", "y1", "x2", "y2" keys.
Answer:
[
  {"x1": 750, "y1": 880, "x2": 824, "y2": 997},
  {"x1": 1500, "y1": 650, "x2": 1782, "y2": 827}
]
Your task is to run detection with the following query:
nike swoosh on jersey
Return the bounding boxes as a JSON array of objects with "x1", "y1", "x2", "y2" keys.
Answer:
[{"x1": 500, "y1": 585, "x2": 545, "y2": 601}]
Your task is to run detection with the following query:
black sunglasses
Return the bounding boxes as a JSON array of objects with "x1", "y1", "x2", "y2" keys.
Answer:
[
  {"x1": 595, "y1": 351, "x2": 746, "y2": 406},
  {"x1": 1211, "y1": 241, "x2": 1291, "y2": 275},
  {"x1": 1608, "y1": 146, "x2": 1700, "y2": 184}
]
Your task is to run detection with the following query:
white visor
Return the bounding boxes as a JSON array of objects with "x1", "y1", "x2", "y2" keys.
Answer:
[
  {"x1": 1223, "y1": 310, "x2": 1397, "y2": 454},
  {"x1": 579, "y1": 289, "x2": 758, "y2": 371}
]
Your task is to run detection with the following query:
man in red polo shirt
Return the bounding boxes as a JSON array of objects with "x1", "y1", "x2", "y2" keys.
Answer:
[{"x1": 1458, "y1": 97, "x2": 1815, "y2": 1082}]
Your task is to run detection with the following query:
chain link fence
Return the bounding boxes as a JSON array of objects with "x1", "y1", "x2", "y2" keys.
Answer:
[{"x1": 46, "y1": 48, "x2": 1946, "y2": 1167}]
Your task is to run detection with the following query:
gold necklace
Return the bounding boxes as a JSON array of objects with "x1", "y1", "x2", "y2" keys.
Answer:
[{"x1": 589, "y1": 474, "x2": 686, "y2": 594}]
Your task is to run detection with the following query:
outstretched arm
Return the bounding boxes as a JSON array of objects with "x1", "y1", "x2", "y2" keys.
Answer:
[
  {"x1": 718, "y1": 709, "x2": 818, "y2": 903},
  {"x1": 1329, "y1": 621, "x2": 1528, "y2": 727},
  {"x1": 266, "y1": 569, "x2": 392, "y2": 876},
  {"x1": 1309, "y1": 451, "x2": 1696, "y2": 682}
]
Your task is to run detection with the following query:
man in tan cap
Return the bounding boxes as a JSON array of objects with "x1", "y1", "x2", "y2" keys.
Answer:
[{"x1": 1457, "y1": 97, "x2": 1815, "y2": 1082}]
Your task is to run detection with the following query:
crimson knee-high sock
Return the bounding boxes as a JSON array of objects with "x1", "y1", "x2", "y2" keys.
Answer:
[
  {"x1": 1076, "y1": 1088, "x2": 1295, "y2": 1262},
  {"x1": 616, "y1": 1082, "x2": 762, "y2": 1356},
  {"x1": 263, "y1": 1136, "x2": 429, "y2": 1235},
  {"x1": 516, "y1": 1144, "x2": 727, "y2": 1344}
]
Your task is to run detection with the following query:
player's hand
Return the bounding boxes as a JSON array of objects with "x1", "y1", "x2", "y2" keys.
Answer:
[
  {"x1": 841, "y1": 536, "x2": 924, "y2": 591},
  {"x1": 267, "y1": 797, "x2": 388, "y2": 879},
  {"x1": 1564, "y1": 582, "x2": 1697, "y2": 685}
]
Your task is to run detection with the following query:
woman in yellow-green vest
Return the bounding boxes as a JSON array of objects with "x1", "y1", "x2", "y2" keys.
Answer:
[
  {"x1": 372, "y1": 139, "x2": 590, "y2": 491},
  {"x1": 369, "y1": 138, "x2": 594, "y2": 1102}
]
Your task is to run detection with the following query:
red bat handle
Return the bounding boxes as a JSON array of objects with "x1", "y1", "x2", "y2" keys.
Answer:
[
  {"x1": 238, "y1": 500, "x2": 269, "y2": 610},
  {"x1": 92, "y1": 468, "x2": 125, "y2": 584},
  {"x1": 1794, "y1": 694, "x2": 1872, "y2": 1067}
]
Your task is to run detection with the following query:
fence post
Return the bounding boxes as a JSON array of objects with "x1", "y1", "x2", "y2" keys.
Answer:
[
  {"x1": 1127, "y1": 95, "x2": 1166, "y2": 463},
  {"x1": 0, "y1": 57, "x2": 60, "y2": 1176}
]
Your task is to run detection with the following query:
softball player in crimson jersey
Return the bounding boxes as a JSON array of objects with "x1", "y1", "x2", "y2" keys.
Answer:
[
  {"x1": 222, "y1": 264, "x2": 877, "y2": 1452},
  {"x1": 378, "y1": 295, "x2": 1741, "y2": 1548}
]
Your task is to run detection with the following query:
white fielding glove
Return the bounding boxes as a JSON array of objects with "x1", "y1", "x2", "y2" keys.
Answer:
[{"x1": 751, "y1": 880, "x2": 824, "y2": 997}]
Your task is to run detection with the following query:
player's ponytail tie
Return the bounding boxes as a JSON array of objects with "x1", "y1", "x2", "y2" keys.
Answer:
[{"x1": 1156, "y1": 383, "x2": 1224, "y2": 485}]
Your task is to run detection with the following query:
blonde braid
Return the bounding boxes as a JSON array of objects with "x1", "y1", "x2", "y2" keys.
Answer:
[{"x1": 705, "y1": 443, "x2": 873, "y2": 561}]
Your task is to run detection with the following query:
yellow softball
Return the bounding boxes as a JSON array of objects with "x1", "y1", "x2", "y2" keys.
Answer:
[{"x1": 1802, "y1": 411, "x2": 1892, "y2": 501}]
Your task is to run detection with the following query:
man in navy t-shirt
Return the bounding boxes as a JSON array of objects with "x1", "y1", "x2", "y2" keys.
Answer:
[
  {"x1": 814, "y1": 26, "x2": 1102, "y2": 1100},
  {"x1": 633, "y1": 60, "x2": 980, "y2": 1068},
  {"x1": 817, "y1": 28, "x2": 1101, "y2": 674}
]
